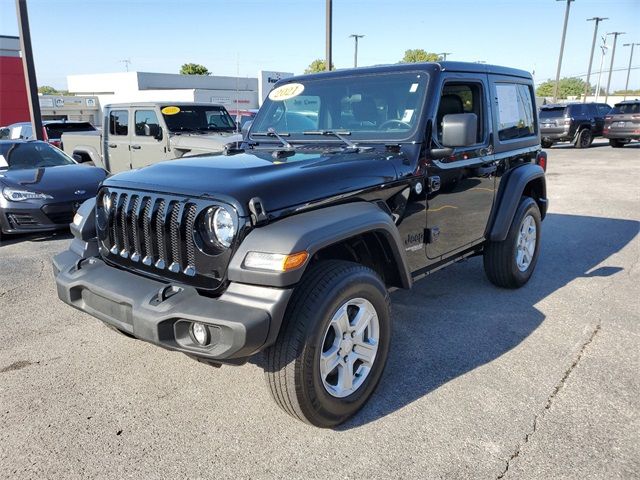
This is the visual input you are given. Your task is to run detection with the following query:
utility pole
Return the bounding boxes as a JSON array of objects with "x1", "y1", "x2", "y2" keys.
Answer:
[
  {"x1": 349, "y1": 34, "x2": 364, "y2": 68},
  {"x1": 325, "y1": 0, "x2": 332, "y2": 71},
  {"x1": 622, "y1": 43, "x2": 640, "y2": 100},
  {"x1": 553, "y1": 0, "x2": 574, "y2": 103},
  {"x1": 15, "y1": 0, "x2": 43, "y2": 140},
  {"x1": 119, "y1": 58, "x2": 131, "y2": 72},
  {"x1": 583, "y1": 17, "x2": 607, "y2": 102},
  {"x1": 605, "y1": 32, "x2": 625, "y2": 103},
  {"x1": 595, "y1": 40, "x2": 608, "y2": 102},
  {"x1": 438, "y1": 52, "x2": 452, "y2": 61}
]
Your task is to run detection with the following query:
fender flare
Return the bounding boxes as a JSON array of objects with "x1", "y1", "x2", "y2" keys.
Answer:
[
  {"x1": 72, "y1": 146, "x2": 103, "y2": 168},
  {"x1": 489, "y1": 164, "x2": 546, "y2": 242},
  {"x1": 227, "y1": 202, "x2": 412, "y2": 289}
]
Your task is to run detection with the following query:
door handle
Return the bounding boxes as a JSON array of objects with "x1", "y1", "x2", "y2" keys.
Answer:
[
  {"x1": 108, "y1": 144, "x2": 117, "y2": 148},
  {"x1": 131, "y1": 145, "x2": 141, "y2": 150}
]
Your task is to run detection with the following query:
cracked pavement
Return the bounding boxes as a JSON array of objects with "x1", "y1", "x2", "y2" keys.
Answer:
[{"x1": 0, "y1": 140, "x2": 638, "y2": 479}]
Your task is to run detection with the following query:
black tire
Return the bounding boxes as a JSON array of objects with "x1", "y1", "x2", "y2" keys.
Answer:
[
  {"x1": 609, "y1": 139, "x2": 626, "y2": 148},
  {"x1": 483, "y1": 197, "x2": 541, "y2": 289},
  {"x1": 574, "y1": 128, "x2": 592, "y2": 149},
  {"x1": 264, "y1": 260, "x2": 391, "y2": 427},
  {"x1": 541, "y1": 139, "x2": 553, "y2": 149}
]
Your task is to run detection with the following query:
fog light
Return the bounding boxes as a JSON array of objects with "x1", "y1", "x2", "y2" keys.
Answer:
[{"x1": 191, "y1": 322, "x2": 209, "y2": 346}]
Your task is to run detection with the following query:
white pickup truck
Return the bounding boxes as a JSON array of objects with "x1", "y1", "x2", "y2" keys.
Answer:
[{"x1": 62, "y1": 102, "x2": 242, "y2": 173}]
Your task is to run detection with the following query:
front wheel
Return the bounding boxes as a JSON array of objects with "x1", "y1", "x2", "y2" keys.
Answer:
[
  {"x1": 483, "y1": 197, "x2": 541, "y2": 288},
  {"x1": 263, "y1": 260, "x2": 391, "y2": 427}
]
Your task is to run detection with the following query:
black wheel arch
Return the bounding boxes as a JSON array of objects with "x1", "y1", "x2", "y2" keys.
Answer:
[
  {"x1": 227, "y1": 202, "x2": 412, "y2": 290},
  {"x1": 488, "y1": 163, "x2": 547, "y2": 242}
]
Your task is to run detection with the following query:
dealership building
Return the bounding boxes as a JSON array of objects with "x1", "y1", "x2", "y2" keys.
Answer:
[{"x1": 67, "y1": 70, "x2": 293, "y2": 126}]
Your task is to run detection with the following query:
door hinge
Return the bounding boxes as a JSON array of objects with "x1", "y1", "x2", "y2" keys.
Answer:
[{"x1": 425, "y1": 227, "x2": 440, "y2": 244}]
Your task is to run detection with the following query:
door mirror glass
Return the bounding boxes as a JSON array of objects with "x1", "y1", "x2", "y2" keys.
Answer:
[{"x1": 441, "y1": 113, "x2": 477, "y2": 148}]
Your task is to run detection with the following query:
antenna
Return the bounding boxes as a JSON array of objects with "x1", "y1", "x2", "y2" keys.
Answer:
[{"x1": 119, "y1": 58, "x2": 131, "y2": 72}]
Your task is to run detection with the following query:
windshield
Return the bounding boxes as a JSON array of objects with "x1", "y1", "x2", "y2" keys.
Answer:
[
  {"x1": 161, "y1": 105, "x2": 236, "y2": 133},
  {"x1": 0, "y1": 142, "x2": 75, "y2": 171},
  {"x1": 611, "y1": 102, "x2": 640, "y2": 114},
  {"x1": 539, "y1": 108, "x2": 566, "y2": 119},
  {"x1": 250, "y1": 71, "x2": 429, "y2": 142},
  {"x1": 45, "y1": 122, "x2": 96, "y2": 140}
]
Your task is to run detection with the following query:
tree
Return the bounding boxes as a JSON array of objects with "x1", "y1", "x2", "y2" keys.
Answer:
[
  {"x1": 179, "y1": 63, "x2": 210, "y2": 75},
  {"x1": 536, "y1": 77, "x2": 588, "y2": 99},
  {"x1": 305, "y1": 59, "x2": 332, "y2": 74},
  {"x1": 399, "y1": 49, "x2": 441, "y2": 63},
  {"x1": 613, "y1": 89, "x2": 640, "y2": 96},
  {"x1": 38, "y1": 85, "x2": 67, "y2": 95}
]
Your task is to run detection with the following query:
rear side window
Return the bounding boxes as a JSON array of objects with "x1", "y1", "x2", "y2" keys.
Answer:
[
  {"x1": 539, "y1": 107, "x2": 566, "y2": 119},
  {"x1": 568, "y1": 104, "x2": 586, "y2": 116},
  {"x1": 597, "y1": 104, "x2": 611, "y2": 115},
  {"x1": 109, "y1": 110, "x2": 129, "y2": 136},
  {"x1": 495, "y1": 83, "x2": 536, "y2": 141},
  {"x1": 45, "y1": 122, "x2": 96, "y2": 140}
]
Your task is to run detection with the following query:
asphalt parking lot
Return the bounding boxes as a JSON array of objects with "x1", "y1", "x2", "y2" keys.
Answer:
[{"x1": 1, "y1": 139, "x2": 638, "y2": 479}]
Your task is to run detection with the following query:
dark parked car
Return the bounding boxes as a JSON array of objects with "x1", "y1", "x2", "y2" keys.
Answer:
[
  {"x1": 7, "y1": 120, "x2": 97, "y2": 149},
  {"x1": 603, "y1": 100, "x2": 640, "y2": 147},
  {"x1": 539, "y1": 102, "x2": 611, "y2": 148},
  {"x1": 0, "y1": 140, "x2": 107, "y2": 240},
  {"x1": 53, "y1": 62, "x2": 547, "y2": 427}
]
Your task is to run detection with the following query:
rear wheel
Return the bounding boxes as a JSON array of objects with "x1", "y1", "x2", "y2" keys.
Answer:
[
  {"x1": 609, "y1": 139, "x2": 627, "y2": 148},
  {"x1": 575, "y1": 128, "x2": 592, "y2": 149},
  {"x1": 541, "y1": 139, "x2": 554, "y2": 149},
  {"x1": 264, "y1": 260, "x2": 391, "y2": 427},
  {"x1": 483, "y1": 197, "x2": 541, "y2": 288}
]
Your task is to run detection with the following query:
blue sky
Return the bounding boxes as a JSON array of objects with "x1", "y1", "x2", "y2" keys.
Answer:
[{"x1": 1, "y1": 0, "x2": 639, "y2": 91}]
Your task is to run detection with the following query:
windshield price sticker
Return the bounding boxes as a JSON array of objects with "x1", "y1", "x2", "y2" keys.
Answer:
[
  {"x1": 268, "y1": 83, "x2": 305, "y2": 101},
  {"x1": 161, "y1": 106, "x2": 181, "y2": 115}
]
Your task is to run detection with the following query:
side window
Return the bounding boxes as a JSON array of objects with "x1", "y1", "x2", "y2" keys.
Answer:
[
  {"x1": 597, "y1": 104, "x2": 611, "y2": 116},
  {"x1": 134, "y1": 110, "x2": 160, "y2": 136},
  {"x1": 109, "y1": 110, "x2": 129, "y2": 136},
  {"x1": 435, "y1": 82, "x2": 484, "y2": 144},
  {"x1": 495, "y1": 83, "x2": 536, "y2": 141}
]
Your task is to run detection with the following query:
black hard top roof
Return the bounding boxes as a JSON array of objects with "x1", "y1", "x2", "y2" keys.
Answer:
[{"x1": 282, "y1": 61, "x2": 532, "y2": 84}]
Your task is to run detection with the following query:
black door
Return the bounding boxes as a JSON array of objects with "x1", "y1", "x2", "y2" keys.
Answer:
[{"x1": 426, "y1": 75, "x2": 496, "y2": 260}]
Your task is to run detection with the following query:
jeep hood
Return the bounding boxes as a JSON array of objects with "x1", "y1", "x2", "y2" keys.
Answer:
[
  {"x1": 169, "y1": 132, "x2": 243, "y2": 154},
  {"x1": 103, "y1": 149, "x2": 400, "y2": 214}
]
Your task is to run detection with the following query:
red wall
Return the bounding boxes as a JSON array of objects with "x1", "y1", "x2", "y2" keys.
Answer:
[{"x1": 0, "y1": 56, "x2": 29, "y2": 125}]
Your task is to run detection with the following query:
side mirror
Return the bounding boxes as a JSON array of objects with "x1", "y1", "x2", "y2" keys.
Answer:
[
  {"x1": 241, "y1": 120, "x2": 253, "y2": 139},
  {"x1": 441, "y1": 113, "x2": 477, "y2": 148},
  {"x1": 144, "y1": 123, "x2": 162, "y2": 140}
]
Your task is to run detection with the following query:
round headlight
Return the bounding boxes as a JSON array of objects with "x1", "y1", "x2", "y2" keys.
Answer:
[
  {"x1": 102, "y1": 193, "x2": 112, "y2": 213},
  {"x1": 204, "y1": 206, "x2": 235, "y2": 248}
]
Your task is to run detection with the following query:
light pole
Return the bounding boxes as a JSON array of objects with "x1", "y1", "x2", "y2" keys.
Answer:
[
  {"x1": 325, "y1": 0, "x2": 332, "y2": 71},
  {"x1": 622, "y1": 43, "x2": 640, "y2": 100},
  {"x1": 595, "y1": 40, "x2": 608, "y2": 102},
  {"x1": 553, "y1": 0, "x2": 575, "y2": 102},
  {"x1": 583, "y1": 17, "x2": 608, "y2": 102},
  {"x1": 605, "y1": 32, "x2": 625, "y2": 103},
  {"x1": 438, "y1": 52, "x2": 452, "y2": 61},
  {"x1": 349, "y1": 34, "x2": 364, "y2": 68}
]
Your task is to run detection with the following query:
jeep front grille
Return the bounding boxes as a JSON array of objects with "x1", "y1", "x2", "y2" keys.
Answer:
[{"x1": 97, "y1": 187, "x2": 239, "y2": 291}]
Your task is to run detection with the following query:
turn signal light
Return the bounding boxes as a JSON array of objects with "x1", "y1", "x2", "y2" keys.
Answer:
[
  {"x1": 536, "y1": 151, "x2": 547, "y2": 171},
  {"x1": 244, "y1": 251, "x2": 309, "y2": 272}
]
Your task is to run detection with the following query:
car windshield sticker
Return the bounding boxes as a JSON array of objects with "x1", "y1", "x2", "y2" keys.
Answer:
[
  {"x1": 268, "y1": 83, "x2": 305, "y2": 102},
  {"x1": 0, "y1": 154, "x2": 7, "y2": 168},
  {"x1": 409, "y1": 83, "x2": 419, "y2": 93},
  {"x1": 496, "y1": 84, "x2": 520, "y2": 126},
  {"x1": 161, "y1": 106, "x2": 181, "y2": 115},
  {"x1": 401, "y1": 109, "x2": 414, "y2": 122}
]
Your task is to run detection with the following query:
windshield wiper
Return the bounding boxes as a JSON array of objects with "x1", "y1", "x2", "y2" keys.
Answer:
[
  {"x1": 252, "y1": 127, "x2": 294, "y2": 150},
  {"x1": 303, "y1": 130, "x2": 374, "y2": 152}
]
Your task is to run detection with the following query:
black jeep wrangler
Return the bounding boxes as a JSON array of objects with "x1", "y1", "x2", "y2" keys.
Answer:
[{"x1": 53, "y1": 62, "x2": 548, "y2": 427}]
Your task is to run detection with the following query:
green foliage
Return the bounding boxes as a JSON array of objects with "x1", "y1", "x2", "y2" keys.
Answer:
[
  {"x1": 399, "y1": 49, "x2": 442, "y2": 63},
  {"x1": 536, "y1": 77, "x2": 588, "y2": 99},
  {"x1": 38, "y1": 85, "x2": 67, "y2": 95},
  {"x1": 179, "y1": 63, "x2": 211, "y2": 75},
  {"x1": 305, "y1": 59, "x2": 333, "y2": 74},
  {"x1": 613, "y1": 89, "x2": 640, "y2": 95}
]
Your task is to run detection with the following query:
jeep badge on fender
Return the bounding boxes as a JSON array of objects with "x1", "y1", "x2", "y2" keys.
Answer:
[{"x1": 53, "y1": 62, "x2": 547, "y2": 427}]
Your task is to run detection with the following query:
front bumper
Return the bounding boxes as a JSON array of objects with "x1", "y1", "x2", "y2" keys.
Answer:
[
  {"x1": 0, "y1": 199, "x2": 86, "y2": 234},
  {"x1": 53, "y1": 248, "x2": 292, "y2": 363}
]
